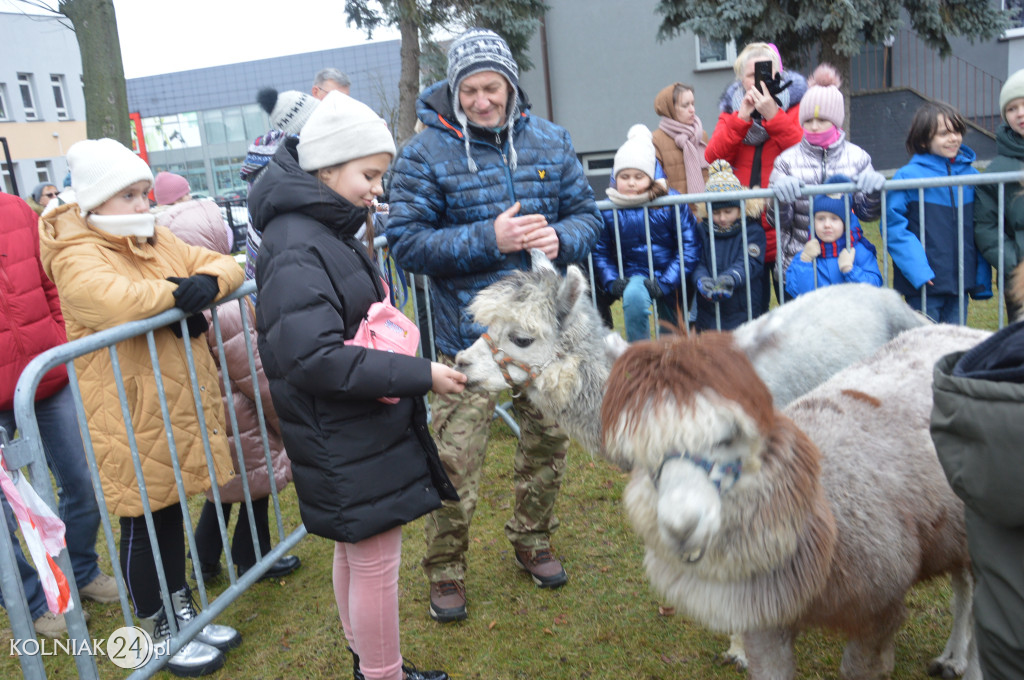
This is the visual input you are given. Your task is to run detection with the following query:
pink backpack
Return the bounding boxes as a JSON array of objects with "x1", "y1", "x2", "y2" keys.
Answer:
[{"x1": 345, "y1": 277, "x2": 420, "y2": 404}]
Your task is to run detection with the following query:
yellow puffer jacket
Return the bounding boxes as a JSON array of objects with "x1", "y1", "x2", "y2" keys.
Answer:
[{"x1": 38, "y1": 202, "x2": 243, "y2": 517}]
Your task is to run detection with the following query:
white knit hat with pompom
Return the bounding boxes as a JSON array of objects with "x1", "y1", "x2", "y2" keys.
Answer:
[{"x1": 613, "y1": 124, "x2": 656, "y2": 180}]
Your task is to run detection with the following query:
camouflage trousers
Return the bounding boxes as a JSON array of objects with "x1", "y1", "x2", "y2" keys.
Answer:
[{"x1": 422, "y1": 356, "x2": 569, "y2": 583}]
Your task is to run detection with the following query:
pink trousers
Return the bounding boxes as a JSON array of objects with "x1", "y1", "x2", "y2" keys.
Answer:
[{"x1": 333, "y1": 526, "x2": 404, "y2": 680}]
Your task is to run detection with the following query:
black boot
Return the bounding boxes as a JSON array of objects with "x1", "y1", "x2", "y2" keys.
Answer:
[{"x1": 348, "y1": 647, "x2": 448, "y2": 680}]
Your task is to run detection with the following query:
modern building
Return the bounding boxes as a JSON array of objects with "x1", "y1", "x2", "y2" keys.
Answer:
[
  {"x1": 518, "y1": 0, "x2": 1024, "y2": 189},
  {"x1": 126, "y1": 40, "x2": 402, "y2": 198},
  {"x1": 0, "y1": 11, "x2": 87, "y2": 197}
]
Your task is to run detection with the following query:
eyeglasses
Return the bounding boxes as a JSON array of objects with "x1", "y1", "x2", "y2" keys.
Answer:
[{"x1": 43, "y1": 192, "x2": 59, "y2": 198}]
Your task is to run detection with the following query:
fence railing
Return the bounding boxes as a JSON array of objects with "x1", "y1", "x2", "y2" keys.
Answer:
[{"x1": 4, "y1": 169, "x2": 1024, "y2": 677}]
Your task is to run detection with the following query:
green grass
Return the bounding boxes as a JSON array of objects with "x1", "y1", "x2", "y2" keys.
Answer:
[
  {"x1": 2, "y1": 241, "x2": 1000, "y2": 679},
  {"x1": 0, "y1": 419, "x2": 961, "y2": 679}
]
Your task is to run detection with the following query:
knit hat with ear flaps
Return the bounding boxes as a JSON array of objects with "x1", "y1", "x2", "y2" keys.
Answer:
[
  {"x1": 705, "y1": 159, "x2": 742, "y2": 209},
  {"x1": 297, "y1": 90, "x2": 396, "y2": 172},
  {"x1": 68, "y1": 138, "x2": 154, "y2": 215},
  {"x1": 613, "y1": 124, "x2": 656, "y2": 180},
  {"x1": 1000, "y1": 69, "x2": 1024, "y2": 120},
  {"x1": 257, "y1": 88, "x2": 319, "y2": 136},
  {"x1": 446, "y1": 28, "x2": 520, "y2": 172},
  {"x1": 799, "y1": 85, "x2": 845, "y2": 128},
  {"x1": 154, "y1": 171, "x2": 190, "y2": 205}
]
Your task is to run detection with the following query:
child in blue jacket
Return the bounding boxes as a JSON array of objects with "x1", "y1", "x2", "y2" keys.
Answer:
[
  {"x1": 692, "y1": 159, "x2": 766, "y2": 330},
  {"x1": 592, "y1": 124, "x2": 699, "y2": 341},
  {"x1": 785, "y1": 175, "x2": 881, "y2": 296},
  {"x1": 885, "y1": 101, "x2": 989, "y2": 323}
]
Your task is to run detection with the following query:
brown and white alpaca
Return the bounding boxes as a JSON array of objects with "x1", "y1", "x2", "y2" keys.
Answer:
[{"x1": 600, "y1": 324, "x2": 987, "y2": 680}]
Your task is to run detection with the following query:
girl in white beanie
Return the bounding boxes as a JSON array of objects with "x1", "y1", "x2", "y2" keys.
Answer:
[
  {"x1": 591, "y1": 124, "x2": 700, "y2": 342},
  {"x1": 248, "y1": 91, "x2": 466, "y2": 680},
  {"x1": 37, "y1": 138, "x2": 245, "y2": 677}
]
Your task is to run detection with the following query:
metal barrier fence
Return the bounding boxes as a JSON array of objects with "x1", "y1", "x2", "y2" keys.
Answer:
[{"x1": 3, "y1": 168, "x2": 1024, "y2": 677}]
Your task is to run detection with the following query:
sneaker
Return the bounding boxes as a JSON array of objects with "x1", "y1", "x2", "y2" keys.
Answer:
[
  {"x1": 514, "y1": 546, "x2": 568, "y2": 588},
  {"x1": 171, "y1": 586, "x2": 242, "y2": 652},
  {"x1": 139, "y1": 607, "x2": 224, "y2": 677},
  {"x1": 79, "y1": 572, "x2": 119, "y2": 603},
  {"x1": 428, "y1": 579, "x2": 467, "y2": 623},
  {"x1": 402, "y1": 659, "x2": 450, "y2": 680}
]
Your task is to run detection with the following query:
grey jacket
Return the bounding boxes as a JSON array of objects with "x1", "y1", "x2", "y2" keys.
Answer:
[{"x1": 767, "y1": 133, "x2": 881, "y2": 272}]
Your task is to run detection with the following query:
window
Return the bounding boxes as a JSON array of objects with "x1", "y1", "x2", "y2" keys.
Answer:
[
  {"x1": 1, "y1": 162, "x2": 14, "y2": 195},
  {"x1": 1005, "y1": 0, "x2": 1024, "y2": 38},
  {"x1": 50, "y1": 75, "x2": 68, "y2": 119},
  {"x1": 35, "y1": 161, "x2": 52, "y2": 184},
  {"x1": 696, "y1": 36, "x2": 737, "y2": 70},
  {"x1": 18, "y1": 73, "x2": 37, "y2": 120},
  {"x1": 0, "y1": 84, "x2": 8, "y2": 120}
]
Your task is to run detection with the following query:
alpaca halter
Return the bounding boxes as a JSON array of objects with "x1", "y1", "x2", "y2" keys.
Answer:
[
  {"x1": 480, "y1": 332, "x2": 543, "y2": 396},
  {"x1": 655, "y1": 450, "x2": 743, "y2": 494}
]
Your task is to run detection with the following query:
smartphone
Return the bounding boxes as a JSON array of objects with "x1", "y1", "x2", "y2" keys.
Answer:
[{"x1": 753, "y1": 60, "x2": 773, "y2": 94}]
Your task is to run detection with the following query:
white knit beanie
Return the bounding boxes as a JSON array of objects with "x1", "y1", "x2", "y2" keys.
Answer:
[
  {"x1": 297, "y1": 91, "x2": 396, "y2": 172},
  {"x1": 613, "y1": 124, "x2": 656, "y2": 180},
  {"x1": 67, "y1": 138, "x2": 154, "y2": 215},
  {"x1": 1000, "y1": 68, "x2": 1024, "y2": 120}
]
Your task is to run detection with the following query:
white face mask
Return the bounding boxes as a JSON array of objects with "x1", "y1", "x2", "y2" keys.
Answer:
[{"x1": 86, "y1": 213, "x2": 156, "y2": 239}]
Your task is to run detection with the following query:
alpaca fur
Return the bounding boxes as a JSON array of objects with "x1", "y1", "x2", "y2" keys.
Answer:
[{"x1": 601, "y1": 324, "x2": 988, "y2": 680}]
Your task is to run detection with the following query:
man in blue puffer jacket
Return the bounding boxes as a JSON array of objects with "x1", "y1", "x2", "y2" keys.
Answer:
[{"x1": 386, "y1": 28, "x2": 601, "y2": 624}]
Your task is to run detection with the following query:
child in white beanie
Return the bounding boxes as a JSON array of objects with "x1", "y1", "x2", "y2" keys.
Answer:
[
  {"x1": 248, "y1": 90, "x2": 466, "y2": 680},
  {"x1": 37, "y1": 138, "x2": 244, "y2": 677},
  {"x1": 591, "y1": 124, "x2": 699, "y2": 342}
]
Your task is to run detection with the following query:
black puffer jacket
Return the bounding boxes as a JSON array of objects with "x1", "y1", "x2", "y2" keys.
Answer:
[{"x1": 250, "y1": 138, "x2": 456, "y2": 544}]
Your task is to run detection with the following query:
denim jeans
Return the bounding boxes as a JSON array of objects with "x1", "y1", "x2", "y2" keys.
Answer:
[
  {"x1": 0, "y1": 384, "x2": 101, "y2": 620},
  {"x1": 906, "y1": 292, "x2": 967, "y2": 324},
  {"x1": 621, "y1": 276, "x2": 678, "y2": 342}
]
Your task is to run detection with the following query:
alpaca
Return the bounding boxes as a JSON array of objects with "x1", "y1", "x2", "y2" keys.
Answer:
[
  {"x1": 600, "y1": 324, "x2": 987, "y2": 680},
  {"x1": 456, "y1": 250, "x2": 927, "y2": 456}
]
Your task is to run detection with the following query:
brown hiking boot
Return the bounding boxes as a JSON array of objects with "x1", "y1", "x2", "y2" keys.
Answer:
[
  {"x1": 79, "y1": 572, "x2": 119, "y2": 603},
  {"x1": 514, "y1": 546, "x2": 568, "y2": 588},
  {"x1": 428, "y1": 579, "x2": 467, "y2": 623}
]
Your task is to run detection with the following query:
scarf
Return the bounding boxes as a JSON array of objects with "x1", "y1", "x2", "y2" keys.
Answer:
[
  {"x1": 87, "y1": 213, "x2": 156, "y2": 239},
  {"x1": 804, "y1": 126, "x2": 842, "y2": 149},
  {"x1": 730, "y1": 81, "x2": 791, "y2": 147},
  {"x1": 605, "y1": 186, "x2": 656, "y2": 208},
  {"x1": 658, "y1": 116, "x2": 708, "y2": 193}
]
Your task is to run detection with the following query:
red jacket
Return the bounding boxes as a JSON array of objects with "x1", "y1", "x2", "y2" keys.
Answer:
[
  {"x1": 705, "y1": 107, "x2": 804, "y2": 263},
  {"x1": 0, "y1": 193, "x2": 68, "y2": 410}
]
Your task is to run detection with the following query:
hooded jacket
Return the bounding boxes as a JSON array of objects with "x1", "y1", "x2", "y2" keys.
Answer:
[
  {"x1": 593, "y1": 168, "x2": 699, "y2": 295},
  {"x1": 975, "y1": 123, "x2": 1024, "y2": 280},
  {"x1": 37, "y1": 202, "x2": 242, "y2": 516},
  {"x1": 651, "y1": 83, "x2": 708, "y2": 196},
  {"x1": 784, "y1": 217, "x2": 882, "y2": 297},
  {"x1": 767, "y1": 133, "x2": 881, "y2": 273},
  {"x1": 885, "y1": 147, "x2": 983, "y2": 297},
  {"x1": 385, "y1": 80, "x2": 602, "y2": 357},
  {"x1": 159, "y1": 198, "x2": 291, "y2": 505},
  {"x1": 1, "y1": 193, "x2": 68, "y2": 410},
  {"x1": 249, "y1": 137, "x2": 456, "y2": 544}
]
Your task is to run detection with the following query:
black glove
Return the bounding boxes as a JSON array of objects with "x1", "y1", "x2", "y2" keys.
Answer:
[
  {"x1": 168, "y1": 314, "x2": 209, "y2": 339},
  {"x1": 608, "y1": 278, "x2": 629, "y2": 298},
  {"x1": 643, "y1": 278, "x2": 663, "y2": 299},
  {"x1": 167, "y1": 274, "x2": 219, "y2": 314}
]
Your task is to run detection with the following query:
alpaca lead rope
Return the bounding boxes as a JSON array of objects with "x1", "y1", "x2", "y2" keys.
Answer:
[{"x1": 480, "y1": 332, "x2": 540, "y2": 395}]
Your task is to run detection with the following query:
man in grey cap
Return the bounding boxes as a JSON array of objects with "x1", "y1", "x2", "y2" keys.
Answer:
[{"x1": 386, "y1": 28, "x2": 601, "y2": 624}]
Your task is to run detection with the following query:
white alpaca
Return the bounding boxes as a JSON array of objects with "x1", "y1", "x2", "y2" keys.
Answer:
[
  {"x1": 456, "y1": 251, "x2": 929, "y2": 667},
  {"x1": 601, "y1": 324, "x2": 986, "y2": 679}
]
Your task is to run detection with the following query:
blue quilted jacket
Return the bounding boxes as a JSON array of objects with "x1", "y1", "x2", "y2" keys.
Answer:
[{"x1": 386, "y1": 81, "x2": 602, "y2": 356}]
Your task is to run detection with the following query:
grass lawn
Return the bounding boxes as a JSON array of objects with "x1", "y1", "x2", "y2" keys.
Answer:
[{"x1": 1, "y1": 233, "x2": 1002, "y2": 679}]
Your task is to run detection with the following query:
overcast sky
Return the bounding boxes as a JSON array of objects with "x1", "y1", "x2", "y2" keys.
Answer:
[{"x1": 0, "y1": 0, "x2": 401, "y2": 78}]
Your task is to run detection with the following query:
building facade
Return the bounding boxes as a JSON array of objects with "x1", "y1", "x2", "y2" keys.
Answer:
[
  {"x1": 127, "y1": 40, "x2": 402, "y2": 199},
  {"x1": 0, "y1": 11, "x2": 87, "y2": 197}
]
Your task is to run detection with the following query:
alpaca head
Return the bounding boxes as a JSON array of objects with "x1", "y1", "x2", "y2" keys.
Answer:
[
  {"x1": 603, "y1": 332, "x2": 773, "y2": 561},
  {"x1": 455, "y1": 250, "x2": 601, "y2": 404}
]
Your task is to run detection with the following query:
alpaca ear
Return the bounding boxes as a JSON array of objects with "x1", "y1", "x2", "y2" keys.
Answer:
[
  {"x1": 555, "y1": 265, "x2": 588, "y2": 325},
  {"x1": 530, "y1": 248, "x2": 556, "y2": 273}
]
